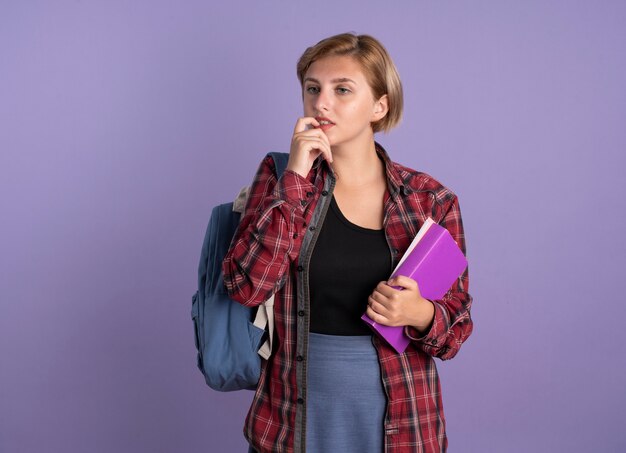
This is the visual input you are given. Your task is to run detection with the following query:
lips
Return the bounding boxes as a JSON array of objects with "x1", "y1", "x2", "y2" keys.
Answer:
[{"x1": 315, "y1": 117, "x2": 335, "y2": 131}]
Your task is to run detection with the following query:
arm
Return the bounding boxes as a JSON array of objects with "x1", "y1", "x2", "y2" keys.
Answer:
[
  {"x1": 223, "y1": 117, "x2": 332, "y2": 307},
  {"x1": 222, "y1": 156, "x2": 316, "y2": 307},
  {"x1": 366, "y1": 195, "x2": 472, "y2": 359},
  {"x1": 404, "y1": 195, "x2": 473, "y2": 360}
]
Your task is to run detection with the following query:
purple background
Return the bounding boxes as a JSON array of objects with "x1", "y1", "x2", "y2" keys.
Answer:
[{"x1": 1, "y1": 1, "x2": 625, "y2": 452}]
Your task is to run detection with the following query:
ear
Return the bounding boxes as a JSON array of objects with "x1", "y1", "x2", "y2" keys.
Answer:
[{"x1": 371, "y1": 94, "x2": 389, "y2": 122}]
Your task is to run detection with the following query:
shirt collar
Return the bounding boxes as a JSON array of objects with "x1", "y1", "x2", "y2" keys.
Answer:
[{"x1": 374, "y1": 141, "x2": 407, "y2": 197}]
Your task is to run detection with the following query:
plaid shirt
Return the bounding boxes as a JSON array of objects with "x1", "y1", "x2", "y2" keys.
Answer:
[{"x1": 223, "y1": 143, "x2": 473, "y2": 453}]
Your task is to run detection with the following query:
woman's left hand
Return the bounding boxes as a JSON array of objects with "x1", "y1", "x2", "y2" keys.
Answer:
[{"x1": 366, "y1": 275, "x2": 435, "y2": 333}]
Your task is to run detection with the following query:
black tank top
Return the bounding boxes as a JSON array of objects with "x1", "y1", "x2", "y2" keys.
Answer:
[{"x1": 309, "y1": 196, "x2": 392, "y2": 335}]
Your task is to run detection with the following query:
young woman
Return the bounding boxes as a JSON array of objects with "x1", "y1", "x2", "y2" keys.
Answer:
[{"x1": 223, "y1": 33, "x2": 473, "y2": 453}]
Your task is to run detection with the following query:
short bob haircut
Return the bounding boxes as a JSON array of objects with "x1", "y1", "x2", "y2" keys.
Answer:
[{"x1": 297, "y1": 33, "x2": 403, "y2": 133}]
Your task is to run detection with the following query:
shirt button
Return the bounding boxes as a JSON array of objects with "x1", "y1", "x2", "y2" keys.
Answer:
[
  {"x1": 297, "y1": 265, "x2": 303, "y2": 272},
  {"x1": 300, "y1": 200, "x2": 307, "y2": 207},
  {"x1": 431, "y1": 339, "x2": 438, "y2": 346},
  {"x1": 293, "y1": 233, "x2": 298, "y2": 239},
  {"x1": 298, "y1": 310, "x2": 305, "y2": 317},
  {"x1": 321, "y1": 190, "x2": 329, "y2": 196},
  {"x1": 306, "y1": 191, "x2": 313, "y2": 198},
  {"x1": 296, "y1": 355, "x2": 304, "y2": 362},
  {"x1": 297, "y1": 398, "x2": 304, "y2": 404},
  {"x1": 309, "y1": 226, "x2": 316, "y2": 231}
]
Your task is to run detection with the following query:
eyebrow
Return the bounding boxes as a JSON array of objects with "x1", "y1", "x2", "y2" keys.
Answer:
[{"x1": 303, "y1": 77, "x2": 357, "y2": 85}]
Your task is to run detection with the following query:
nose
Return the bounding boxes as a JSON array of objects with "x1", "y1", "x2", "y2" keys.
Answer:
[{"x1": 314, "y1": 88, "x2": 331, "y2": 113}]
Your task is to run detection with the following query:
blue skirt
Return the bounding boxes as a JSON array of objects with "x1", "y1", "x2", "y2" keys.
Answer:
[
  {"x1": 305, "y1": 332, "x2": 386, "y2": 452},
  {"x1": 247, "y1": 333, "x2": 386, "y2": 453}
]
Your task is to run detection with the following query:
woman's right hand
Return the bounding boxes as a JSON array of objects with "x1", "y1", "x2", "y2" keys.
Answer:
[{"x1": 286, "y1": 117, "x2": 333, "y2": 178}]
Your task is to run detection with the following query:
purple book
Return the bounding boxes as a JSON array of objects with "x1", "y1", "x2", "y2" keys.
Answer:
[{"x1": 361, "y1": 218, "x2": 468, "y2": 353}]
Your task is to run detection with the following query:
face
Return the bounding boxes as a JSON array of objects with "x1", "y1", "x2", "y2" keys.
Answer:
[{"x1": 302, "y1": 55, "x2": 388, "y2": 149}]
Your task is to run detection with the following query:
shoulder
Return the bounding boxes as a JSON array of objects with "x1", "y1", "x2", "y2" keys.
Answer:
[
  {"x1": 376, "y1": 141, "x2": 457, "y2": 205},
  {"x1": 390, "y1": 160, "x2": 457, "y2": 205}
]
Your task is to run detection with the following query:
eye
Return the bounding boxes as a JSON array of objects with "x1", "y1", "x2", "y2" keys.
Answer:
[
  {"x1": 305, "y1": 85, "x2": 320, "y2": 95},
  {"x1": 336, "y1": 86, "x2": 351, "y2": 95}
]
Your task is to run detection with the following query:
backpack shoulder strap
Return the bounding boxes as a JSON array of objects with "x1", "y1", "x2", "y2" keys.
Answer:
[{"x1": 266, "y1": 152, "x2": 290, "y2": 178}]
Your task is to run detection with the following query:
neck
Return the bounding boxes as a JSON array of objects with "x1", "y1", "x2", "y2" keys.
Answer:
[{"x1": 330, "y1": 137, "x2": 384, "y2": 187}]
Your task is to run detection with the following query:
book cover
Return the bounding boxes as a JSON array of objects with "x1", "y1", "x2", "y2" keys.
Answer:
[{"x1": 361, "y1": 218, "x2": 468, "y2": 353}]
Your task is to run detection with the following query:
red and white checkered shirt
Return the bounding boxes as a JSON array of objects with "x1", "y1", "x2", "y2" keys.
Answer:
[{"x1": 223, "y1": 143, "x2": 473, "y2": 453}]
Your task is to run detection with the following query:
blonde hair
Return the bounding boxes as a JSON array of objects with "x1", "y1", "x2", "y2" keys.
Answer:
[{"x1": 297, "y1": 33, "x2": 403, "y2": 133}]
